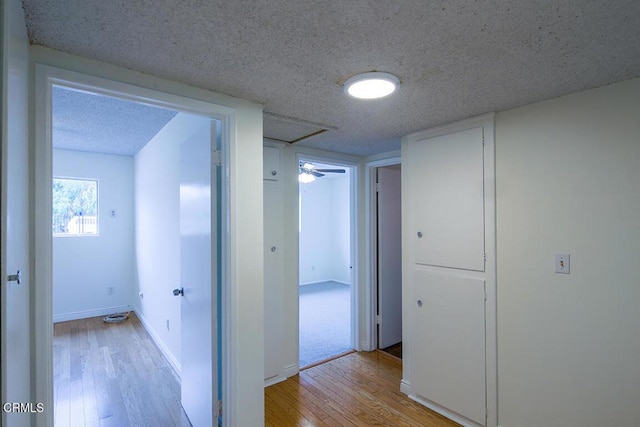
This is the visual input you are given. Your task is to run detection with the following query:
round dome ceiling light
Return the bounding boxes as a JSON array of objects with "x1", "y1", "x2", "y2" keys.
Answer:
[{"x1": 343, "y1": 72, "x2": 400, "y2": 100}]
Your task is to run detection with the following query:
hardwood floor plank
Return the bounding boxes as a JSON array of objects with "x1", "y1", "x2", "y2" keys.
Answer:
[
  {"x1": 266, "y1": 351, "x2": 461, "y2": 427},
  {"x1": 54, "y1": 313, "x2": 190, "y2": 427},
  {"x1": 81, "y1": 348, "x2": 100, "y2": 427},
  {"x1": 54, "y1": 378, "x2": 70, "y2": 427}
]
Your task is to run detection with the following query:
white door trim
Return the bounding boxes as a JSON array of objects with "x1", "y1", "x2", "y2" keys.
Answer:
[
  {"x1": 33, "y1": 64, "x2": 235, "y2": 427},
  {"x1": 364, "y1": 156, "x2": 401, "y2": 351}
]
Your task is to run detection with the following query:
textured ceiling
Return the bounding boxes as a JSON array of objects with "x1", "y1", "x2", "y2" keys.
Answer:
[
  {"x1": 24, "y1": 0, "x2": 640, "y2": 156},
  {"x1": 52, "y1": 86, "x2": 177, "y2": 156}
]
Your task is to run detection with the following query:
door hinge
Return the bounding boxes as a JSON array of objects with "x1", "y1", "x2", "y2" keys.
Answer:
[
  {"x1": 214, "y1": 400, "x2": 222, "y2": 417},
  {"x1": 376, "y1": 315, "x2": 381, "y2": 325},
  {"x1": 375, "y1": 182, "x2": 380, "y2": 192},
  {"x1": 483, "y1": 252, "x2": 487, "y2": 262},
  {"x1": 212, "y1": 150, "x2": 222, "y2": 167}
]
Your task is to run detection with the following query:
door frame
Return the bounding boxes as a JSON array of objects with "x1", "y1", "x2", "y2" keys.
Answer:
[
  {"x1": 33, "y1": 65, "x2": 234, "y2": 427},
  {"x1": 364, "y1": 156, "x2": 401, "y2": 352},
  {"x1": 296, "y1": 153, "x2": 360, "y2": 364}
]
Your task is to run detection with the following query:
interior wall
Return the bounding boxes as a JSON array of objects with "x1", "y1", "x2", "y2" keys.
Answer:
[
  {"x1": 52, "y1": 149, "x2": 135, "y2": 321},
  {"x1": 134, "y1": 112, "x2": 209, "y2": 370},
  {"x1": 330, "y1": 177, "x2": 351, "y2": 283},
  {"x1": 496, "y1": 77, "x2": 640, "y2": 427},
  {"x1": 299, "y1": 175, "x2": 350, "y2": 285}
]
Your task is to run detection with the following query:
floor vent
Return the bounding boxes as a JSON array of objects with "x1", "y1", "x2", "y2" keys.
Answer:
[{"x1": 103, "y1": 312, "x2": 130, "y2": 323}]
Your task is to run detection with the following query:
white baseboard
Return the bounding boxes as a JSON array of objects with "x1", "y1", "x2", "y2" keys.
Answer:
[
  {"x1": 264, "y1": 374, "x2": 286, "y2": 388},
  {"x1": 53, "y1": 305, "x2": 133, "y2": 323},
  {"x1": 359, "y1": 340, "x2": 372, "y2": 351},
  {"x1": 264, "y1": 363, "x2": 298, "y2": 388},
  {"x1": 408, "y1": 392, "x2": 483, "y2": 427},
  {"x1": 284, "y1": 363, "x2": 298, "y2": 378},
  {"x1": 134, "y1": 307, "x2": 181, "y2": 377},
  {"x1": 299, "y1": 280, "x2": 350, "y2": 286},
  {"x1": 400, "y1": 379, "x2": 411, "y2": 395}
]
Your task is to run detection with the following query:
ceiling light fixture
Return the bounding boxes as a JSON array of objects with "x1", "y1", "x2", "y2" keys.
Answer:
[
  {"x1": 298, "y1": 172, "x2": 316, "y2": 184},
  {"x1": 344, "y1": 72, "x2": 400, "y2": 100},
  {"x1": 299, "y1": 162, "x2": 316, "y2": 184}
]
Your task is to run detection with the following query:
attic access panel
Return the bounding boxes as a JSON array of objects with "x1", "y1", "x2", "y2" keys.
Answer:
[{"x1": 263, "y1": 112, "x2": 336, "y2": 144}]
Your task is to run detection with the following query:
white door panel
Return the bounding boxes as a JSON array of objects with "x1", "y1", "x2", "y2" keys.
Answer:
[
  {"x1": 263, "y1": 147, "x2": 280, "y2": 181},
  {"x1": 179, "y1": 120, "x2": 217, "y2": 426},
  {"x1": 264, "y1": 179, "x2": 283, "y2": 380},
  {"x1": 413, "y1": 127, "x2": 485, "y2": 272},
  {"x1": 377, "y1": 167, "x2": 403, "y2": 349},
  {"x1": 412, "y1": 270, "x2": 486, "y2": 425},
  {"x1": 1, "y1": 1, "x2": 31, "y2": 425}
]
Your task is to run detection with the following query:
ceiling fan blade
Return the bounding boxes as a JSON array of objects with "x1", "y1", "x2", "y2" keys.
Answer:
[
  {"x1": 314, "y1": 168, "x2": 346, "y2": 173},
  {"x1": 311, "y1": 171, "x2": 325, "y2": 177}
]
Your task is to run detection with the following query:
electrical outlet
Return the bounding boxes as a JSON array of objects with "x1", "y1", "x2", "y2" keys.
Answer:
[
  {"x1": 554, "y1": 253, "x2": 570, "y2": 274},
  {"x1": 110, "y1": 209, "x2": 117, "y2": 218},
  {"x1": 107, "y1": 286, "x2": 114, "y2": 295}
]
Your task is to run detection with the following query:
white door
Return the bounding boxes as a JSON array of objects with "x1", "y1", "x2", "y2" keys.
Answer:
[
  {"x1": 1, "y1": 1, "x2": 31, "y2": 425},
  {"x1": 377, "y1": 166, "x2": 403, "y2": 349},
  {"x1": 413, "y1": 271, "x2": 486, "y2": 425},
  {"x1": 177, "y1": 121, "x2": 217, "y2": 426},
  {"x1": 408, "y1": 126, "x2": 489, "y2": 426},
  {"x1": 264, "y1": 178, "x2": 284, "y2": 381}
]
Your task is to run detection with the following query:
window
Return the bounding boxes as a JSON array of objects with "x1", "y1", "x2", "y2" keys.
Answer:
[{"x1": 52, "y1": 178, "x2": 98, "y2": 236}]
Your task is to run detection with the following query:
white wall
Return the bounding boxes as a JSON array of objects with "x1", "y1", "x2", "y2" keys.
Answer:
[
  {"x1": 331, "y1": 177, "x2": 351, "y2": 283},
  {"x1": 52, "y1": 149, "x2": 135, "y2": 321},
  {"x1": 496, "y1": 78, "x2": 640, "y2": 427},
  {"x1": 299, "y1": 175, "x2": 350, "y2": 284},
  {"x1": 134, "y1": 112, "x2": 210, "y2": 370}
]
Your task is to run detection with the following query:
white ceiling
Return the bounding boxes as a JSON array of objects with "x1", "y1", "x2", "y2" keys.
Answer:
[
  {"x1": 52, "y1": 86, "x2": 177, "y2": 156},
  {"x1": 23, "y1": 0, "x2": 640, "y2": 156}
]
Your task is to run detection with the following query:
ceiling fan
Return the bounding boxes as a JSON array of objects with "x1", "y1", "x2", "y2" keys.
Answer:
[{"x1": 298, "y1": 162, "x2": 345, "y2": 183}]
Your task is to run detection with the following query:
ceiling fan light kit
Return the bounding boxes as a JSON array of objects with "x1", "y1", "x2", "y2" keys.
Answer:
[
  {"x1": 343, "y1": 72, "x2": 400, "y2": 100},
  {"x1": 298, "y1": 172, "x2": 316, "y2": 184},
  {"x1": 298, "y1": 162, "x2": 346, "y2": 184}
]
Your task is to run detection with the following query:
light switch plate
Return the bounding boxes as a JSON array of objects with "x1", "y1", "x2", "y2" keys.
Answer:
[{"x1": 554, "y1": 253, "x2": 570, "y2": 274}]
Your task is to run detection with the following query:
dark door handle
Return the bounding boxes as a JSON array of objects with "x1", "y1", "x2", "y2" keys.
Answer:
[{"x1": 173, "y1": 287, "x2": 184, "y2": 296}]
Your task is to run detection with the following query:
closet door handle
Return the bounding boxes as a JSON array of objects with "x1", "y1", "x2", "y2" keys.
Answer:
[{"x1": 7, "y1": 270, "x2": 21, "y2": 285}]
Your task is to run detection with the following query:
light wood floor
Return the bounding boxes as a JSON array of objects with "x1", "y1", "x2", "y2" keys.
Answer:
[
  {"x1": 265, "y1": 351, "x2": 460, "y2": 427},
  {"x1": 56, "y1": 316, "x2": 459, "y2": 427},
  {"x1": 53, "y1": 314, "x2": 191, "y2": 427}
]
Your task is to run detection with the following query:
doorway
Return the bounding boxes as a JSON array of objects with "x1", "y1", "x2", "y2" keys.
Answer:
[
  {"x1": 298, "y1": 159, "x2": 355, "y2": 368},
  {"x1": 375, "y1": 164, "x2": 403, "y2": 358},
  {"x1": 35, "y1": 68, "x2": 230, "y2": 426}
]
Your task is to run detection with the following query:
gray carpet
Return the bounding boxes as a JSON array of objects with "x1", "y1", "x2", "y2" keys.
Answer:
[{"x1": 299, "y1": 281, "x2": 352, "y2": 368}]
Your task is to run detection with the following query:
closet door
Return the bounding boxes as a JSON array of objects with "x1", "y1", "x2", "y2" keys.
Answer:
[
  {"x1": 405, "y1": 124, "x2": 493, "y2": 426},
  {"x1": 412, "y1": 127, "x2": 485, "y2": 272},
  {"x1": 412, "y1": 271, "x2": 486, "y2": 425},
  {"x1": 263, "y1": 147, "x2": 284, "y2": 382},
  {"x1": 263, "y1": 146, "x2": 280, "y2": 181}
]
